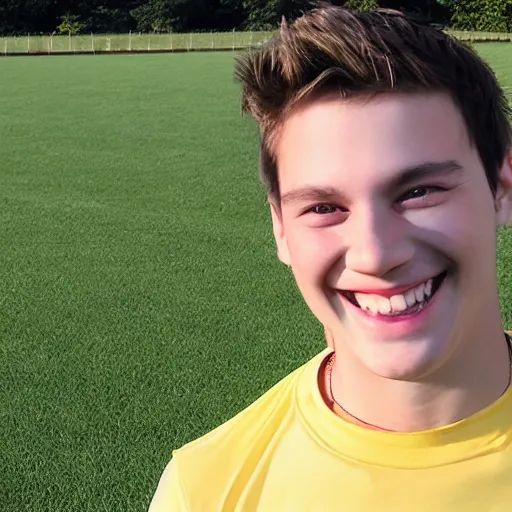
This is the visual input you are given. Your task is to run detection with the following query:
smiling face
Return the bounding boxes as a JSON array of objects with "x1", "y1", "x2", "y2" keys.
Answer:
[{"x1": 271, "y1": 92, "x2": 511, "y2": 381}]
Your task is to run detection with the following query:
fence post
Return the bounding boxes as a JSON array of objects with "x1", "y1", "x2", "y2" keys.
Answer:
[
  {"x1": 68, "y1": 32, "x2": 71, "y2": 52},
  {"x1": 249, "y1": 31, "x2": 252, "y2": 47},
  {"x1": 4, "y1": 39, "x2": 7, "y2": 56},
  {"x1": 50, "y1": 34, "x2": 53, "y2": 54},
  {"x1": 232, "y1": 28, "x2": 235, "y2": 51},
  {"x1": 27, "y1": 33, "x2": 30, "y2": 54},
  {"x1": 91, "y1": 32, "x2": 94, "y2": 54},
  {"x1": 129, "y1": 31, "x2": 132, "y2": 52},
  {"x1": 170, "y1": 31, "x2": 173, "y2": 51},
  {"x1": 189, "y1": 33, "x2": 192, "y2": 51},
  {"x1": 211, "y1": 31, "x2": 214, "y2": 49},
  {"x1": 148, "y1": 35, "x2": 150, "y2": 51}
]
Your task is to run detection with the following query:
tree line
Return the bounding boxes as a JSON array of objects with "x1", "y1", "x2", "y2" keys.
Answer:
[{"x1": 0, "y1": 0, "x2": 510, "y2": 35}]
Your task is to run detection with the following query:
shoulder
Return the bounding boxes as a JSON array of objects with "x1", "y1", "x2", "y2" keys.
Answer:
[
  {"x1": 155, "y1": 350, "x2": 328, "y2": 510},
  {"x1": 176, "y1": 355, "x2": 313, "y2": 460}
]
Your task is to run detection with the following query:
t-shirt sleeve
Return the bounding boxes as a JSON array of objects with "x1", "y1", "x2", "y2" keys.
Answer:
[{"x1": 148, "y1": 458, "x2": 187, "y2": 512}]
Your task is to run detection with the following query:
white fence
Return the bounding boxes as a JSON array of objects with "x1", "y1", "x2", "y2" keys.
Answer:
[
  {"x1": 0, "y1": 31, "x2": 275, "y2": 55},
  {"x1": 1, "y1": 30, "x2": 511, "y2": 56}
]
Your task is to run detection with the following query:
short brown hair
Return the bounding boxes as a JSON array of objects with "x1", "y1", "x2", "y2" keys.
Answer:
[{"x1": 234, "y1": 6, "x2": 511, "y2": 202}]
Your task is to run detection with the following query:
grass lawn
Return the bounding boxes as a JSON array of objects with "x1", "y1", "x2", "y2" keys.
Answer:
[{"x1": 1, "y1": 45, "x2": 511, "y2": 511}]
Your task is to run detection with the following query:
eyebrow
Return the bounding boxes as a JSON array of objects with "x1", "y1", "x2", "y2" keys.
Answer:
[
  {"x1": 280, "y1": 160, "x2": 463, "y2": 205},
  {"x1": 389, "y1": 160, "x2": 463, "y2": 190},
  {"x1": 281, "y1": 186, "x2": 343, "y2": 206}
]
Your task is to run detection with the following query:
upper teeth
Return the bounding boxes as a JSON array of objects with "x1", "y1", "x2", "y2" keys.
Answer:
[{"x1": 353, "y1": 279, "x2": 434, "y2": 315}]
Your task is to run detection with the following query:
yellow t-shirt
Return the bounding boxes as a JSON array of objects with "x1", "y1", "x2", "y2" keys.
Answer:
[{"x1": 149, "y1": 348, "x2": 512, "y2": 511}]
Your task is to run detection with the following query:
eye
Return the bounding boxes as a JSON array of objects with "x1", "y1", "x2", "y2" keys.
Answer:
[
  {"x1": 402, "y1": 187, "x2": 430, "y2": 200},
  {"x1": 307, "y1": 204, "x2": 343, "y2": 215},
  {"x1": 399, "y1": 186, "x2": 447, "y2": 206},
  {"x1": 302, "y1": 203, "x2": 349, "y2": 227}
]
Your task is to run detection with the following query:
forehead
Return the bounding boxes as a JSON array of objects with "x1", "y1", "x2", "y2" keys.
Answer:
[{"x1": 276, "y1": 92, "x2": 472, "y2": 193}]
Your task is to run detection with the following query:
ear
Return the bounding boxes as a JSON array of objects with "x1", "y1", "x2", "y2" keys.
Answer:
[
  {"x1": 495, "y1": 153, "x2": 512, "y2": 226},
  {"x1": 269, "y1": 201, "x2": 291, "y2": 266}
]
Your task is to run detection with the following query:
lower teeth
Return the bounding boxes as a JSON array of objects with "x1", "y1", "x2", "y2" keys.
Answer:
[{"x1": 365, "y1": 300, "x2": 427, "y2": 317}]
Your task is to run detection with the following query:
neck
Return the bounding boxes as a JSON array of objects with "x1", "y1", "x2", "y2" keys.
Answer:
[{"x1": 325, "y1": 325, "x2": 510, "y2": 433}]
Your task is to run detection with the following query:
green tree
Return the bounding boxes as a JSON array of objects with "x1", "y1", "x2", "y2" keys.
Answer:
[
  {"x1": 344, "y1": 0, "x2": 379, "y2": 10},
  {"x1": 242, "y1": 0, "x2": 313, "y2": 30},
  {"x1": 243, "y1": 0, "x2": 279, "y2": 30},
  {"x1": 131, "y1": 0, "x2": 215, "y2": 32},
  {"x1": 57, "y1": 12, "x2": 85, "y2": 35},
  {"x1": 437, "y1": 0, "x2": 512, "y2": 31},
  {"x1": 130, "y1": 1, "x2": 167, "y2": 32}
]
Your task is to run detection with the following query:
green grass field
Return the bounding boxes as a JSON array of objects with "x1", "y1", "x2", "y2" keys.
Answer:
[{"x1": 1, "y1": 45, "x2": 512, "y2": 511}]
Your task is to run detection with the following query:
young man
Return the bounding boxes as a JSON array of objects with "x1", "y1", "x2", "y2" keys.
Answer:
[{"x1": 150, "y1": 7, "x2": 512, "y2": 511}]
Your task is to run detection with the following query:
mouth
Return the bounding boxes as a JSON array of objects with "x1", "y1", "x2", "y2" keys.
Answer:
[{"x1": 339, "y1": 271, "x2": 448, "y2": 318}]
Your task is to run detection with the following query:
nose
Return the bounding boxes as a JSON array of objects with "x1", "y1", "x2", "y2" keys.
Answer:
[{"x1": 344, "y1": 205, "x2": 414, "y2": 278}]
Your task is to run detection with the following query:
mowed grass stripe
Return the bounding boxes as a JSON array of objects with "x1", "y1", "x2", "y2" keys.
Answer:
[{"x1": 0, "y1": 47, "x2": 511, "y2": 510}]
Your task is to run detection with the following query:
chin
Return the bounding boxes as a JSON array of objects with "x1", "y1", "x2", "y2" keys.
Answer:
[{"x1": 355, "y1": 331, "x2": 454, "y2": 381}]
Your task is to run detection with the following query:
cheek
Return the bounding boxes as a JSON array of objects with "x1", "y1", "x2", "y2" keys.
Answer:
[
  {"x1": 407, "y1": 190, "x2": 497, "y2": 263},
  {"x1": 286, "y1": 228, "x2": 342, "y2": 321},
  {"x1": 286, "y1": 226, "x2": 341, "y2": 284}
]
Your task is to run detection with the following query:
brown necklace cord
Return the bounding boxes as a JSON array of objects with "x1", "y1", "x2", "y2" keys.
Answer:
[
  {"x1": 505, "y1": 332, "x2": 512, "y2": 389},
  {"x1": 327, "y1": 333, "x2": 512, "y2": 432}
]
